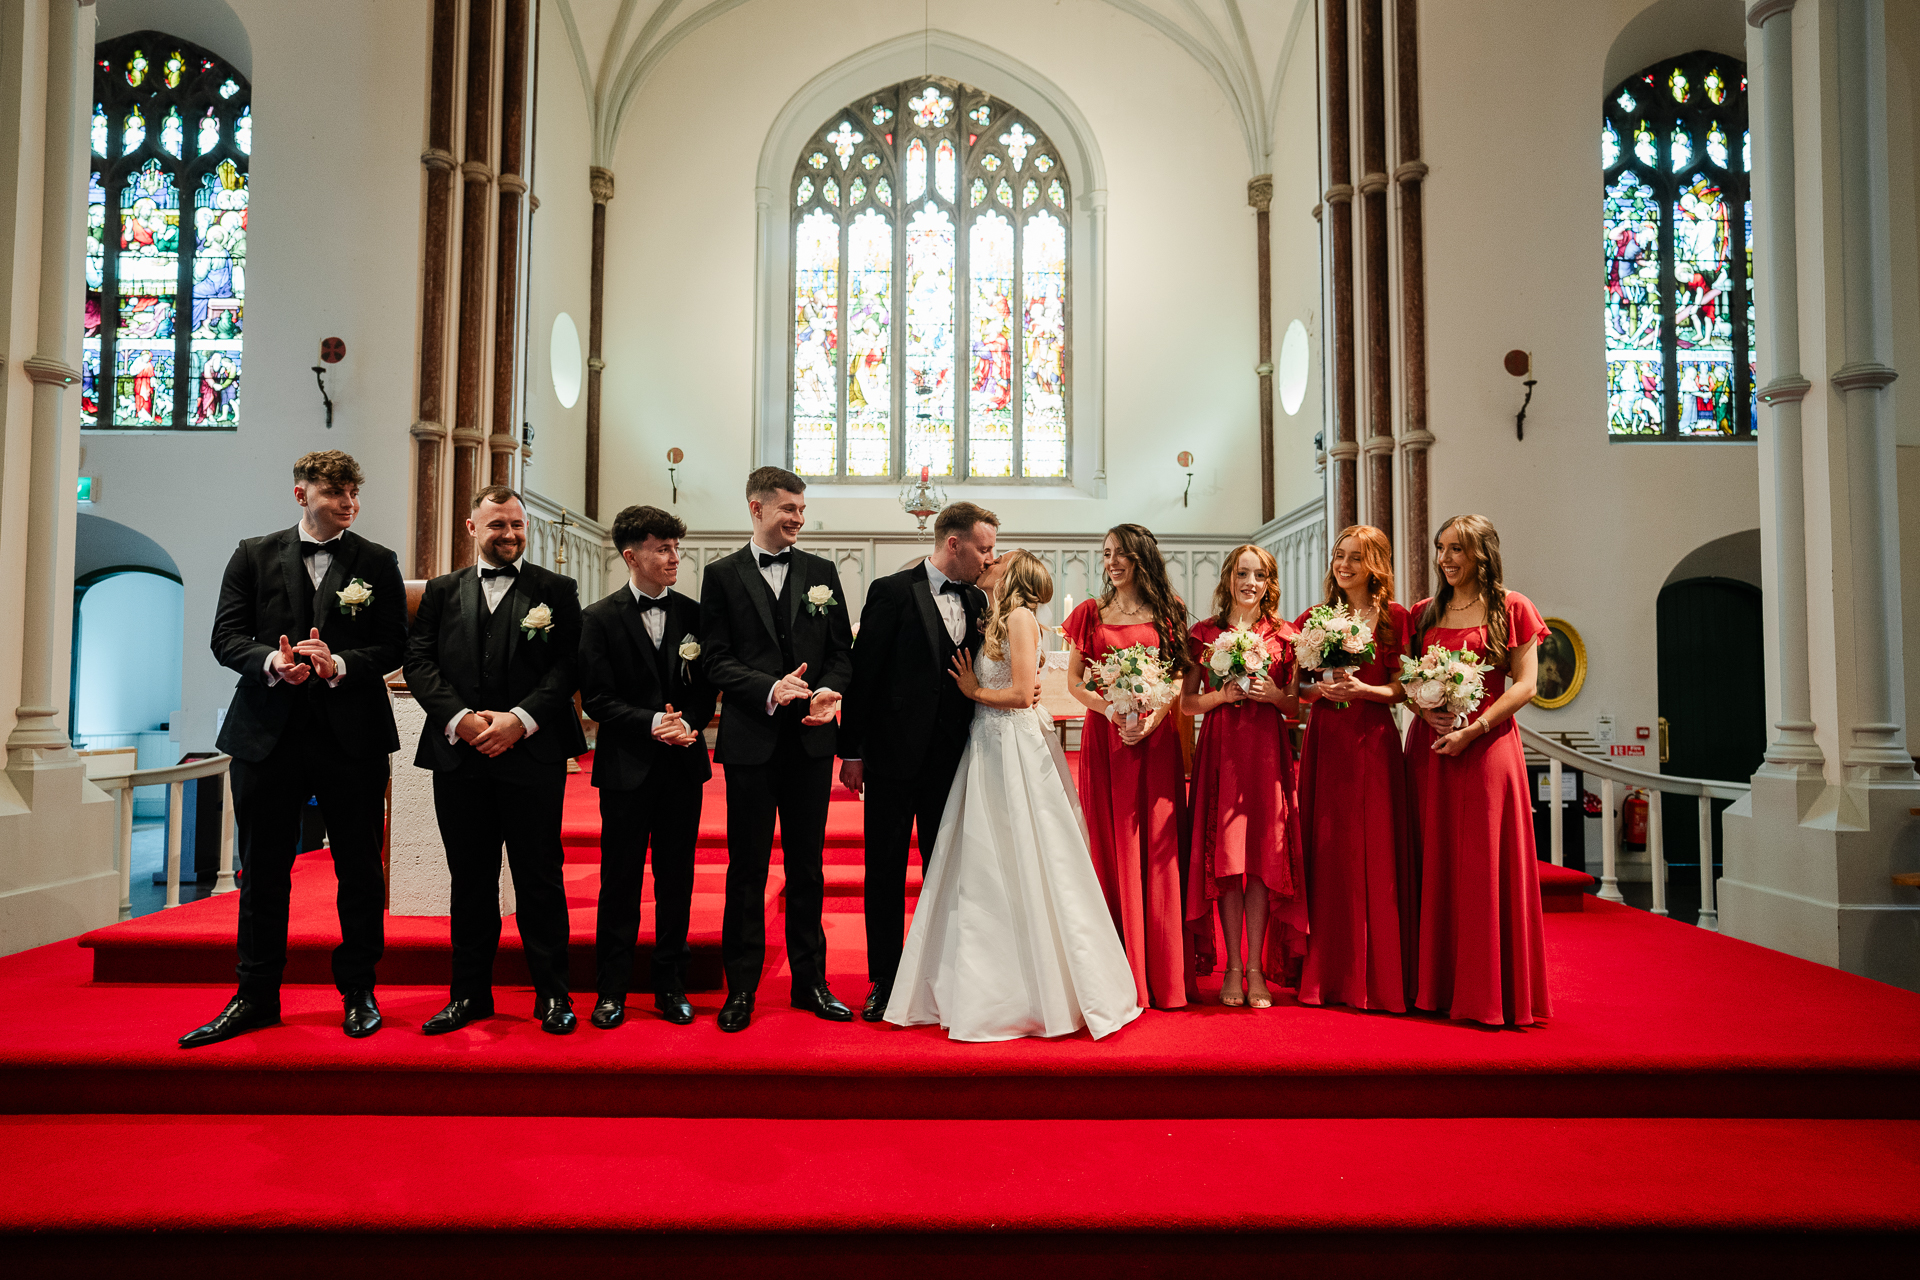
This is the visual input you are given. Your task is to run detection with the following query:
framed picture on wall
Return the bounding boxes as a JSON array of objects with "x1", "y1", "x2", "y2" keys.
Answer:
[{"x1": 1531, "y1": 617, "x2": 1586, "y2": 710}]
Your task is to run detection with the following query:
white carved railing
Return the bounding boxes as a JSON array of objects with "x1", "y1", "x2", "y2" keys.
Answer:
[
  {"x1": 1251, "y1": 496, "x2": 1330, "y2": 622},
  {"x1": 91, "y1": 754, "x2": 236, "y2": 921},
  {"x1": 1518, "y1": 723, "x2": 1748, "y2": 931},
  {"x1": 521, "y1": 487, "x2": 617, "y2": 601}
]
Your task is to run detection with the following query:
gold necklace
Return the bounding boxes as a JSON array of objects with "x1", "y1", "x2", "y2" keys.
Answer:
[
  {"x1": 1446, "y1": 593, "x2": 1483, "y2": 614},
  {"x1": 1110, "y1": 596, "x2": 1148, "y2": 619}
]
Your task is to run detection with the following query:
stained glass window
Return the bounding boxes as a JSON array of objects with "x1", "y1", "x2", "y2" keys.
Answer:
[
  {"x1": 789, "y1": 78, "x2": 1071, "y2": 481},
  {"x1": 1601, "y1": 50, "x2": 1752, "y2": 441},
  {"x1": 86, "y1": 31, "x2": 249, "y2": 430}
]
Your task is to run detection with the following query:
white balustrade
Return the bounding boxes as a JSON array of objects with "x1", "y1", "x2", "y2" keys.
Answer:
[{"x1": 90, "y1": 754, "x2": 236, "y2": 921}]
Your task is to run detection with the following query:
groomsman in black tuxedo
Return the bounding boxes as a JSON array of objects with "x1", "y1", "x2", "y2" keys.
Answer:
[
  {"x1": 181, "y1": 450, "x2": 407, "y2": 1048},
  {"x1": 837, "y1": 502, "x2": 1002, "y2": 1020},
  {"x1": 404, "y1": 485, "x2": 589, "y2": 1036},
  {"x1": 578, "y1": 505, "x2": 716, "y2": 1028},
  {"x1": 700, "y1": 466, "x2": 855, "y2": 1032}
]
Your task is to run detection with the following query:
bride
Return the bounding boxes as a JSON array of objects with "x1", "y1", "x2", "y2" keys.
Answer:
[{"x1": 885, "y1": 550, "x2": 1143, "y2": 1042}]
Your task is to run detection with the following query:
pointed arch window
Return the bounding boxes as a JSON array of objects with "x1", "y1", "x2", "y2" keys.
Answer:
[
  {"x1": 790, "y1": 78, "x2": 1070, "y2": 481},
  {"x1": 84, "y1": 32, "x2": 250, "y2": 431},
  {"x1": 1602, "y1": 50, "x2": 1753, "y2": 440}
]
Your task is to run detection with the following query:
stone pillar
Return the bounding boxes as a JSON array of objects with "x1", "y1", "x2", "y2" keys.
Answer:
[
  {"x1": 1323, "y1": 0, "x2": 1359, "y2": 531},
  {"x1": 586, "y1": 166, "x2": 613, "y2": 522},
  {"x1": 8, "y1": 0, "x2": 89, "y2": 769},
  {"x1": 450, "y1": 0, "x2": 496, "y2": 568},
  {"x1": 1358, "y1": 0, "x2": 1393, "y2": 543},
  {"x1": 412, "y1": 0, "x2": 461, "y2": 579},
  {"x1": 1249, "y1": 174, "x2": 1275, "y2": 524},
  {"x1": 1392, "y1": 0, "x2": 1431, "y2": 602},
  {"x1": 488, "y1": 0, "x2": 529, "y2": 488},
  {"x1": 1721, "y1": 0, "x2": 1920, "y2": 992}
]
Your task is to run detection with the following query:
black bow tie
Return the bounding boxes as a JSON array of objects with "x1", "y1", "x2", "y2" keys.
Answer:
[
  {"x1": 634, "y1": 594, "x2": 667, "y2": 613},
  {"x1": 939, "y1": 580, "x2": 966, "y2": 595},
  {"x1": 480, "y1": 563, "x2": 517, "y2": 581},
  {"x1": 299, "y1": 539, "x2": 341, "y2": 558},
  {"x1": 758, "y1": 551, "x2": 791, "y2": 568}
]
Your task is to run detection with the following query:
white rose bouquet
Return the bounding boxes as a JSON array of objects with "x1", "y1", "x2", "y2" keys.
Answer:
[
  {"x1": 1292, "y1": 603, "x2": 1376, "y2": 707},
  {"x1": 335, "y1": 578, "x2": 373, "y2": 618},
  {"x1": 1206, "y1": 627, "x2": 1271, "y2": 695},
  {"x1": 520, "y1": 602, "x2": 555, "y2": 640},
  {"x1": 1086, "y1": 643, "x2": 1177, "y2": 730},
  {"x1": 1398, "y1": 643, "x2": 1496, "y2": 731}
]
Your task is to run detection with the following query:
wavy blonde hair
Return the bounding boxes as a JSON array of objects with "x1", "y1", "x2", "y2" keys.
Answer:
[
  {"x1": 1322, "y1": 525, "x2": 1397, "y2": 650},
  {"x1": 983, "y1": 549, "x2": 1055, "y2": 662}
]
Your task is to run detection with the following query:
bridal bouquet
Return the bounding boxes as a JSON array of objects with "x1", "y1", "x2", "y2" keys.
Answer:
[
  {"x1": 1293, "y1": 603, "x2": 1375, "y2": 707},
  {"x1": 1206, "y1": 627, "x2": 1270, "y2": 695},
  {"x1": 1087, "y1": 643, "x2": 1177, "y2": 729},
  {"x1": 1399, "y1": 643, "x2": 1496, "y2": 730}
]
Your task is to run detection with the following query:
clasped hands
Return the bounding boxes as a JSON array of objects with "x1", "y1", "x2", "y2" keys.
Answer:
[
  {"x1": 772, "y1": 661, "x2": 842, "y2": 726},
  {"x1": 455, "y1": 709, "x2": 527, "y2": 757},
  {"x1": 652, "y1": 704, "x2": 701, "y2": 748},
  {"x1": 1420, "y1": 705, "x2": 1483, "y2": 757},
  {"x1": 271, "y1": 629, "x2": 337, "y2": 684}
]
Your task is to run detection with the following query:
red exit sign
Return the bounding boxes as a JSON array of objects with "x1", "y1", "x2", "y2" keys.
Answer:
[{"x1": 1610, "y1": 744, "x2": 1646, "y2": 757}]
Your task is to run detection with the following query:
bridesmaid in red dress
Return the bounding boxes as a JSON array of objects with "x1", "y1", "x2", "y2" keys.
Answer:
[
  {"x1": 1405, "y1": 514, "x2": 1551, "y2": 1027},
  {"x1": 1065, "y1": 524, "x2": 1193, "y2": 1010},
  {"x1": 1295, "y1": 526, "x2": 1416, "y2": 1013},
  {"x1": 1178, "y1": 545, "x2": 1303, "y2": 1009}
]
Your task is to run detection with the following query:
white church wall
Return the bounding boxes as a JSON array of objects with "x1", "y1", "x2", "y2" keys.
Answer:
[
  {"x1": 518, "y1": 2, "x2": 592, "y2": 518},
  {"x1": 595, "y1": 1, "x2": 1284, "y2": 545},
  {"x1": 1416, "y1": 0, "x2": 1759, "y2": 759},
  {"x1": 78, "y1": 1, "x2": 429, "y2": 754},
  {"x1": 1882, "y1": 0, "x2": 1920, "y2": 751},
  {"x1": 1269, "y1": 5, "x2": 1327, "y2": 541}
]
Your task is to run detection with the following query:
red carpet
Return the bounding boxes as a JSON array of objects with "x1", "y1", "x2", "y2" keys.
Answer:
[{"x1": 9, "y1": 755, "x2": 1920, "y2": 1269}]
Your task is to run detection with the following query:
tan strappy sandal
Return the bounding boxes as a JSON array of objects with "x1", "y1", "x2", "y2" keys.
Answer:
[
  {"x1": 1245, "y1": 968, "x2": 1274, "y2": 1009},
  {"x1": 1219, "y1": 964, "x2": 1246, "y2": 1007}
]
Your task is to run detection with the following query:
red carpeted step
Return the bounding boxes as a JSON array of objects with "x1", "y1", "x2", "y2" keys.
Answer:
[
  {"x1": 1538, "y1": 862, "x2": 1596, "y2": 912},
  {"x1": 1, "y1": 1114, "x2": 1914, "y2": 1274}
]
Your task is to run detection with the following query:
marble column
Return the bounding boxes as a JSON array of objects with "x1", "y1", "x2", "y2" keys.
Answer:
[
  {"x1": 1323, "y1": 0, "x2": 1359, "y2": 530},
  {"x1": 450, "y1": 0, "x2": 496, "y2": 569},
  {"x1": 1393, "y1": 0, "x2": 1431, "y2": 602},
  {"x1": 586, "y1": 166, "x2": 613, "y2": 521},
  {"x1": 412, "y1": 0, "x2": 461, "y2": 579}
]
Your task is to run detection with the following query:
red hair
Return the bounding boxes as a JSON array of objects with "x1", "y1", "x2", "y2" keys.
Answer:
[{"x1": 1322, "y1": 524, "x2": 1397, "y2": 650}]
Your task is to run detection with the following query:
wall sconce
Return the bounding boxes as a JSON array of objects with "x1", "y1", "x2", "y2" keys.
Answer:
[
  {"x1": 312, "y1": 337, "x2": 344, "y2": 429},
  {"x1": 666, "y1": 447, "x2": 684, "y2": 504},
  {"x1": 1177, "y1": 451, "x2": 1194, "y2": 507},
  {"x1": 1505, "y1": 349, "x2": 1537, "y2": 441}
]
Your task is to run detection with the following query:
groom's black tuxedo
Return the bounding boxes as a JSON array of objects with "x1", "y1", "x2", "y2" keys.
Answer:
[
  {"x1": 838, "y1": 561, "x2": 986, "y2": 991},
  {"x1": 210, "y1": 525, "x2": 407, "y2": 1007},
  {"x1": 404, "y1": 559, "x2": 587, "y2": 1003},
  {"x1": 578, "y1": 584, "x2": 715, "y2": 995},
  {"x1": 699, "y1": 543, "x2": 854, "y2": 996}
]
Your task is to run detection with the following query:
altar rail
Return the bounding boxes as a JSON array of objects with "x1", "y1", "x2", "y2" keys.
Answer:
[
  {"x1": 89, "y1": 754, "x2": 236, "y2": 921},
  {"x1": 521, "y1": 488, "x2": 618, "y2": 600},
  {"x1": 1251, "y1": 495, "x2": 1331, "y2": 622},
  {"x1": 1517, "y1": 723, "x2": 1749, "y2": 931}
]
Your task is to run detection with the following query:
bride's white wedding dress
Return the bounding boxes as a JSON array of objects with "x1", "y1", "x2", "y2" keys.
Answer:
[{"x1": 884, "y1": 639, "x2": 1143, "y2": 1041}]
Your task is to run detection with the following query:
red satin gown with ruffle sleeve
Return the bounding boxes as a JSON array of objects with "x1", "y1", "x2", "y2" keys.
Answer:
[
  {"x1": 1184, "y1": 617, "x2": 1308, "y2": 975},
  {"x1": 1403, "y1": 590, "x2": 1552, "y2": 1026},
  {"x1": 1063, "y1": 598, "x2": 1189, "y2": 1010},
  {"x1": 1294, "y1": 601, "x2": 1416, "y2": 1012}
]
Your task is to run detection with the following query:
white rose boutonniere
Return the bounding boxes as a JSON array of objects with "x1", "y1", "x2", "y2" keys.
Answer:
[
  {"x1": 336, "y1": 578, "x2": 374, "y2": 617},
  {"x1": 805, "y1": 583, "x2": 838, "y2": 616},
  {"x1": 678, "y1": 636, "x2": 701, "y2": 681},
  {"x1": 520, "y1": 602, "x2": 555, "y2": 640}
]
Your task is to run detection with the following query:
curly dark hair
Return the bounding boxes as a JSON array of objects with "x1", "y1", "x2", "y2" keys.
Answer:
[
  {"x1": 611, "y1": 504, "x2": 688, "y2": 550},
  {"x1": 292, "y1": 450, "x2": 363, "y2": 490},
  {"x1": 1099, "y1": 523, "x2": 1191, "y2": 677}
]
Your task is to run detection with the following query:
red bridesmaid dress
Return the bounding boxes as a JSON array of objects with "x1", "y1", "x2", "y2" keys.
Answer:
[
  {"x1": 1295, "y1": 601, "x2": 1416, "y2": 1013},
  {"x1": 1184, "y1": 617, "x2": 1308, "y2": 975},
  {"x1": 1064, "y1": 598, "x2": 1189, "y2": 1010},
  {"x1": 1404, "y1": 590, "x2": 1552, "y2": 1026}
]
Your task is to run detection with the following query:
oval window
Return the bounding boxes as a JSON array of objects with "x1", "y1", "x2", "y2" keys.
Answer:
[
  {"x1": 1279, "y1": 319, "x2": 1309, "y2": 416},
  {"x1": 550, "y1": 312, "x2": 582, "y2": 409}
]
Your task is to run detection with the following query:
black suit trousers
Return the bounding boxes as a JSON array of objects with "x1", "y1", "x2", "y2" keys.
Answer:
[
  {"x1": 431, "y1": 761, "x2": 571, "y2": 1001},
  {"x1": 862, "y1": 737, "x2": 967, "y2": 987},
  {"x1": 721, "y1": 737, "x2": 831, "y2": 996},
  {"x1": 595, "y1": 775, "x2": 702, "y2": 996},
  {"x1": 231, "y1": 730, "x2": 388, "y2": 1004}
]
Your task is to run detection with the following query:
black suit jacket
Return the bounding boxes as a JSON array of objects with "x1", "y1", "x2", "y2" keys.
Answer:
[
  {"x1": 698, "y1": 545, "x2": 854, "y2": 766},
  {"x1": 403, "y1": 560, "x2": 589, "y2": 771},
  {"x1": 579, "y1": 585, "x2": 716, "y2": 791},
  {"x1": 838, "y1": 563, "x2": 986, "y2": 779},
  {"x1": 211, "y1": 526, "x2": 407, "y2": 763}
]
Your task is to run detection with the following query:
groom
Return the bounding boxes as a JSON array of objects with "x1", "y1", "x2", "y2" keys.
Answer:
[{"x1": 838, "y1": 502, "x2": 1000, "y2": 1020}]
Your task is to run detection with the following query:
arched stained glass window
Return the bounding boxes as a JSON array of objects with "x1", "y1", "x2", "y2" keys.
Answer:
[
  {"x1": 84, "y1": 32, "x2": 250, "y2": 430},
  {"x1": 790, "y1": 78, "x2": 1070, "y2": 481},
  {"x1": 1603, "y1": 51, "x2": 1752, "y2": 440}
]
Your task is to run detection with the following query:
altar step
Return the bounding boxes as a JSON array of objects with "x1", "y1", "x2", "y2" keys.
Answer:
[{"x1": 4, "y1": 1113, "x2": 1914, "y2": 1275}]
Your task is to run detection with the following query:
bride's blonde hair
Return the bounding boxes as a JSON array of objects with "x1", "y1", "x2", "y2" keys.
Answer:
[{"x1": 982, "y1": 549, "x2": 1055, "y2": 662}]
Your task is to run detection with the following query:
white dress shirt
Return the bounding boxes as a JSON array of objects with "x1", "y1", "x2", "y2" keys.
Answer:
[
  {"x1": 266, "y1": 522, "x2": 347, "y2": 688},
  {"x1": 446, "y1": 557, "x2": 540, "y2": 745},
  {"x1": 748, "y1": 538, "x2": 834, "y2": 715},
  {"x1": 631, "y1": 582, "x2": 674, "y2": 734},
  {"x1": 922, "y1": 557, "x2": 968, "y2": 645}
]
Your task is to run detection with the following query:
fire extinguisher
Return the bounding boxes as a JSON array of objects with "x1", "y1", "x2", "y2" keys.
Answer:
[{"x1": 1623, "y1": 789, "x2": 1649, "y2": 850}]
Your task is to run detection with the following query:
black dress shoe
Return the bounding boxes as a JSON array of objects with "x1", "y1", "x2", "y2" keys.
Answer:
[
  {"x1": 590, "y1": 996, "x2": 625, "y2": 1029},
  {"x1": 654, "y1": 988, "x2": 695, "y2": 1025},
  {"x1": 179, "y1": 996, "x2": 279, "y2": 1049},
  {"x1": 341, "y1": 989, "x2": 381, "y2": 1039},
  {"x1": 536, "y1": 995, "x2": 577, "y2": 1035},
  {"x1": 861, "y1": 982, "x2": 892, "y2": 1023},
  {"x1": 717, "y1": 990, "x2": 755, "y2": 1033},
  {"x1": 792, "y1": 981, "x2": 853, "y2": 1021},
  {"x1": 422, "y1": 996, "x2": 494, "y2": 1035}
]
